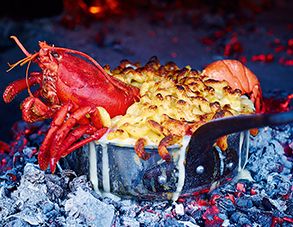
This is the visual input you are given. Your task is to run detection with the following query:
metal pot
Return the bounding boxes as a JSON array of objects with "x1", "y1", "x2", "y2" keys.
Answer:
[
  {"x1": 62, "y1": 111, "x2": 293, "y2": 200},
  {"x1": 62, "y1": 131, "x2": 250, "y2": 200}
]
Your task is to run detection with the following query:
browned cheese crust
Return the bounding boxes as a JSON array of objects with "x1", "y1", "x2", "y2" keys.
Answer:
[{"x1": 103, "y1": 58, "x2": 255, "y2": 160}]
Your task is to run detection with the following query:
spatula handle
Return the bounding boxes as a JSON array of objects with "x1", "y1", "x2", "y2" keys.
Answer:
[{"x1": 192, "y1": 111, "x2": 293, "y2": 143}]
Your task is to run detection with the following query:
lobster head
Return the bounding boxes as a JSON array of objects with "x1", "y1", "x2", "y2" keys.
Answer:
[
  {"x1": 9, "y1": 36, "x2": 98, "y2": 77},
  {"x1": 37, "y1": 41, "x2": 62, "y2": 73},
  {"x1": 8, "y1": 36, "x2": 61, "y2": 72},
  {"x1": 7, "y1": 36, "x2": 140, "y2": 107}
]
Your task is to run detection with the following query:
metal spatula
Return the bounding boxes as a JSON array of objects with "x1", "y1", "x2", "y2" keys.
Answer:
[
  {"x1": 183, "y1": 110, "x2": 293, "y2": 192},
  {"x1": 143, "y1": 111, "x2": 293, "y2": 194}
]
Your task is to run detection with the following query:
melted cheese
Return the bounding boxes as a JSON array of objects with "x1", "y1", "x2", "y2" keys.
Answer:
[{"x1": 172, "y1": 136, "x2": 190, "y2": 201}]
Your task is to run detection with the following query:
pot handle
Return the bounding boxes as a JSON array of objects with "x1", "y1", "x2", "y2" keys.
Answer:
[{"x1": 183, "y1": 111, "x2": 293, "y2": 192}]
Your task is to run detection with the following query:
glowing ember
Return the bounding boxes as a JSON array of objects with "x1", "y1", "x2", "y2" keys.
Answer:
[
  {"x1": 62, "y1": 0, "x2": 121, "y2": 28},
  {"x1": 89, "y1": 6, "x2": 103, "y2": 15},
  {"x1": 263, "y1": 94, "x2": 293, "y2": 113},
  {"x1": 251, "y1": 53, "x2": 274, "y2": 63},
  {"x1": 0, "y1": 141, "x2": 10, "y2": 153},
  {"x1": 224, "y1": 35, "x2": 243, "y2": 57}
]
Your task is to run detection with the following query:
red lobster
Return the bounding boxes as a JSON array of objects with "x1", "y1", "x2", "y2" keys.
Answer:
[
  {"x1": 203, "y1": 59, "x2": 263, "y2": 113},
  {"x1": 3, "y1": 36, "x2": 140, "y2": 172}
]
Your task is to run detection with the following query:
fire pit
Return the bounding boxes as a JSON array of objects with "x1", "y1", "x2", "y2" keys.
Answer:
[{"x1": 1, "y1": 1, "x2": 293, "y2": 226}]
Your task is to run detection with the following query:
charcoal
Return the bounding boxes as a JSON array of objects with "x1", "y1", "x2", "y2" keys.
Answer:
[
  {"x1": 188, "y1": 207, "x2": 204, "y2": 220},
  {"x1": 251, "y1": 195, "x2": 263, "y2": 208},
  {"x1": 268, "y1": 198, "x2": 287, "y2": 213},
  {"x1": 64, "y1": 187, "x2": 115, "y2": 226},
  {"x1": 217, "y1": 212, "x2": 228, "y2": 220},
  {"x1": 221, "y1": 219, "x2": 231, "y2": 227},
  {"x1": 65, "y1": 216, "x2": 86, "y2": 226},
  {"x1": 46, "y1": 180, "x2": 64, "y2": 202},
  {"x1": 68, "y1": 175, "x2": 92, "y2": 192},
  {"x1": 174, "y1": 203, "x2": 185, "y2": 216},
  {"x1": 120, "y1": 216, "x2": 140, "y2": 227},
  {"x1": 249, "y1": 128, "x2": 293, "y2": 182},
  {"x1": 150, "y1": 200, "x2": 171, "y2": 211},
  {"x1": 285, "y1": 199, "x2": 293, "y2": 216},
  {"x1": 266, "y1": 174, "x2": 291, "y2": 197},
  {"x1": 217, "y1": 198, "x2": 235, "y2": 214},
  {"x1": 0, "y1": 188, "x2": 18, "y2": 226},
  {"x1": 262, "y1": 197, "x2": 276, "y2": 211},
  {"x1": 6, "y1": 207, "x2": 45, "y2": 225},
  {"x1": 44, "y1": 209, "x2": 59, "y2": 221},
  {"x1": 155, "y1": 218, "x2": 185, "y2": 227},
  {"x1": 119, "y1": 199, "x2": 139, "y2": 217},
  {"x1": 236, "y1": 197, "x2": 253, "y2": 209},
  {"x1": 177, "y1": 215, "x2": 198, "y2": 225},
  {"x1": 3, "y1": 218, "x2": 31, "y2": 227},
  {"x1": 238, "y1": 216, "x2": 252, "y2": 226},
  {"x1": 42, "y1": 200, "x2": 55, "y2": 214},
  {"x1": 284, "y1": 223, "x2": 293, "y2": 227},
  {"x1": 219, "y1": 183, "x2": 236, "y2": 194},
  {"x1": 22, "y1": 163, "x2": 45, "y2": 184},
  {"x1": 0, "y1": 169, "x2": 20, "y2": 190},
  {"x1": 12, "y1": 152, "x2": 25, "y2": 169},
  {"x1": 11, "y1": 164, "x2": 47, "y2": 206},
  {"x1": 136, "y1": 210, "x2": 161, "y2": 225},
  {"x1": 230, "y1": 212, "x2": 247, "y2": 224}
]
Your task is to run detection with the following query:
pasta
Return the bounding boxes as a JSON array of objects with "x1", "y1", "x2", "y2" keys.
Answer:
[{"x1": 103, "y1": 57, "x2": 255, "y2": 160}]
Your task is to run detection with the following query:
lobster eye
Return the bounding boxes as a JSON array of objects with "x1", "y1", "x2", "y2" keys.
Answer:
[{"x1": 51, "y1": 51, "x2": 59, "y2": 58}]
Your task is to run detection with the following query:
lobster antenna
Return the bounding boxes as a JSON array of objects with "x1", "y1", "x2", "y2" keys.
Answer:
[
  {"x1": 7, "y1": 53, "x2": 38, "y2": 72},
  {"x1": 7, "y1": 36, "x2": 39, "y2": 72},
  {"x1": 25, "y1": 60, "x2": 34, "y2": 98},
  {"x1": 7, "y1": 55, "x2": 31, "y2": 72},
  {"x1": 10, "y1": 36, "x2": 31, "y2": 56}
]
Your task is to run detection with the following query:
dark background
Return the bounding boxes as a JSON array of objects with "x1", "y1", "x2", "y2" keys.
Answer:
[{"x1": 0, "y1": 0, "x2": 292, "y2": 142}]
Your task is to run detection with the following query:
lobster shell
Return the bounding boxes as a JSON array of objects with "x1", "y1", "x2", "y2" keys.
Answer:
[{"x1": 204, "y1": 59, "x2": 263, "y2": 112}]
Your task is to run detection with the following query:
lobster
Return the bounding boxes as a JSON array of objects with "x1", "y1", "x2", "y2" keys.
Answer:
[
  {"x1": 203, "y1": 59, "x2": 263, "y2": 113},
  {"x1": 3, "y1": 36, "x2": 140, "y2": 172}
]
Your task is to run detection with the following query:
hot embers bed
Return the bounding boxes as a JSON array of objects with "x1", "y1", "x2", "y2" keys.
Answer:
[{"x1": 0, "y1": 117, "x2": 292, "y2": 226}]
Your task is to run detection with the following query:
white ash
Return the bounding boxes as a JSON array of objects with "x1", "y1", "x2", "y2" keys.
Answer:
[
  {"x1": 174, "y1": 203, "x2": 185, "y2": 216},
  {"x1": 0, "y1": 187, "x2": 19, "y2": 226},
  {"x1": 64, "y1": 187, "x2": 115, "y2": 226},
  {"x1": 248, "y1": 126, "x2": 292, "y2": 181}
]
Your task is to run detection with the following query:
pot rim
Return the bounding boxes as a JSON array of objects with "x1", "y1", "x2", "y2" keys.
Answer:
[{"x1": 95, "y1": 131, "x2": 191, "y2": 150}]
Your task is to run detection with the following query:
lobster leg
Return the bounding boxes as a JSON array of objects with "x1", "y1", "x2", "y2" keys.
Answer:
[
  {"x1": 49, "y1": 106, "x2": 111, "y2": 172},
  {"x1": 3, "y1": 72, "x2": 42, "y2": 103},
  {"x1": 50, "y1": 126, "x2": 108, "y2": 172},
  {"x1": 64, "y1": 127, "x2": 108, "y2": 155},
  {"x1": 49, "y1": 106, "x2": 93, "y2": 170},
  {"x1": 38, "y1": 102, "x2": 73, "y2": 170},
  {"x1": 50, "y1": 125, "x2": 90, "y2": 172}
]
